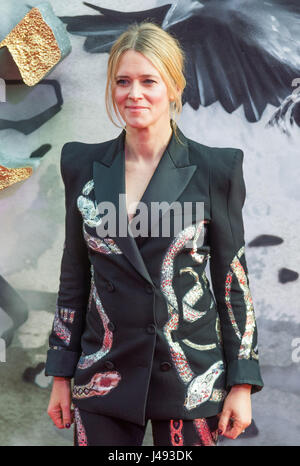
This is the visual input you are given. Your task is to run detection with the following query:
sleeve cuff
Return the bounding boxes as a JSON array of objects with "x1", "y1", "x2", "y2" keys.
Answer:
[
  {"x1": 44, "y1": 348, "x2": 80, "y2": 377},
  {"x1": 226, "y1": 359, "x2": 264, "y2": 394}
]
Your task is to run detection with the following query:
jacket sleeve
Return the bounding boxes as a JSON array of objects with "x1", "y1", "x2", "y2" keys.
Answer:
[
  {"x1": 45, "y1": 143, "x2": 91, "y2": 377},
  {"x1": 209, "y1": 148, "x2": 264, "y2": 394}
]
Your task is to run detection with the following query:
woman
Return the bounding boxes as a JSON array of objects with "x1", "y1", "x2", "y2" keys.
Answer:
[{"x1": 45, "y1": 21, "x2": 264, "y2": 446}]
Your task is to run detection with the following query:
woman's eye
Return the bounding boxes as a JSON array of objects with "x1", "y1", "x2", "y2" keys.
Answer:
[{"x1": 116, "y1": 79, "x2": 155, "y2": 85}]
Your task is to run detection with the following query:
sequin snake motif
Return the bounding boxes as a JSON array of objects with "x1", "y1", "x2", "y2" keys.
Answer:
[{"x1": 160, "y1": 220, "x2": 224, "y2": 410}]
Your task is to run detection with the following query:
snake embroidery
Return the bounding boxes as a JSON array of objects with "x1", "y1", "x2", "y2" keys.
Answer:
[{"x1": 160, "y1": 220, "x2": 224, "y2": 410}]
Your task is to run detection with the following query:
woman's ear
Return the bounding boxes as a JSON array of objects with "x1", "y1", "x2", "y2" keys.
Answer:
[{"x1": 170, "y1": 85, "x2": 181, "y2": 102}]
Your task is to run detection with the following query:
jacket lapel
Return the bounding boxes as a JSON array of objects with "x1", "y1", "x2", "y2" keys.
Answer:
[{"x1": 93, "y1": 123, "x2": 197, "y2": 286}]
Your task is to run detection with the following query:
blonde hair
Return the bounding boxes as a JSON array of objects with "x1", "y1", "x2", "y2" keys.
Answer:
[{"x1": 105, "y1": 21, "x2": 186, "y2": 145}]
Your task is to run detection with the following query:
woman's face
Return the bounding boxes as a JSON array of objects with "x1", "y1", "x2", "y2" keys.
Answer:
[{"x1": 113, "y1": 49, "x2": 173, "y2": 130}]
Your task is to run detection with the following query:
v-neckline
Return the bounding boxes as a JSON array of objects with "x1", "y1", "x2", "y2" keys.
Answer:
[
  {"x1": 123, "y1": 135, "x2": 173, "y2": 226},
  {"x1": 124, "y1": 158, "x2": 162, "y2": 225}
]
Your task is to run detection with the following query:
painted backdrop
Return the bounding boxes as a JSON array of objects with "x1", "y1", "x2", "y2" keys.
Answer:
[{"x1": 0, "y1": 0, "x2": 300, "y2": 446}]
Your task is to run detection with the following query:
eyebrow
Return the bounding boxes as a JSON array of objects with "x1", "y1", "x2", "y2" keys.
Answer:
[{"x1": 115, "y1": 74, "x2": 159, "y2": 79}]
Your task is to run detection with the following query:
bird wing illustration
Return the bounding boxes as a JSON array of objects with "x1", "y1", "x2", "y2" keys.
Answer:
[{"x1": 56, "y1": 0, "x2": 300, "y2": 124}]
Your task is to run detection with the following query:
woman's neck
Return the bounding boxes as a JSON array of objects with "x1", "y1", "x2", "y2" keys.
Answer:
[{"x1": 124, "y1": 118, "x2": 173, "y2": 164}]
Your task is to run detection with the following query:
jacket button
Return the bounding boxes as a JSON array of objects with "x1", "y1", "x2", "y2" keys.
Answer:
[
  {"x1": 146, "y1": 324, "x2": 156, "y2": 334},
  {"x1": 160, "y1": 362, "x2": 172, "y2": 372},
  {"x1": 108, "y1": 322, "x2": 115, "y2": 332},
  {"x1": 145, "y1": 284, "x2": 153, "y2": 294},
  {"x1": 104, "y1": 360, "x2": 114, "y2": 370},
  {"x1": 106, "y1": 281, "x2": 115, "y2": 292}
]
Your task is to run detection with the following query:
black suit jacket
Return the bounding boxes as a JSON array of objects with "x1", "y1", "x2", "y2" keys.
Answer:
[{"x1": 45, "y1": 123, "x2": 264, "y2": 425}]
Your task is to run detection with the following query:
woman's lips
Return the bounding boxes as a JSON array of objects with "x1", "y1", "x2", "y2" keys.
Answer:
[{"x1": 126, "y1": 107, "x2": 147, "y2": 111}]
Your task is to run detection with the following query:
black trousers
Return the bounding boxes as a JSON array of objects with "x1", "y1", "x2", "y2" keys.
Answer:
[{"x1": 74, "y1": 407, "x2": 220, "y2": 446}]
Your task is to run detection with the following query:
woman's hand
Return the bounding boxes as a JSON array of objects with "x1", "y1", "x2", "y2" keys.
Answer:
[
  {"x1": 217, "y1": 384, "x2": 252, "y2": 439},
  {"x1": 47, "y1": 377, "x2": 74, "y2": 429}
]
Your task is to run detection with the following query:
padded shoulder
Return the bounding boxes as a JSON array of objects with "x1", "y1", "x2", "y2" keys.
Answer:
[
  {"x1": 208, "y1": 146, "x2": 243, "y2": 187},
  {"x1": 59, "y1": 138, "x2": 115, "y2": 184},
  {"x1": 187, "y1": 137, "x2": 243, "y2": 183}
]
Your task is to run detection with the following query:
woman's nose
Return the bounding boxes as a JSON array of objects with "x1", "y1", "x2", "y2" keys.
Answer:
[{"x1": 128, "y1": 82, "x2": 142, "y2": 99}]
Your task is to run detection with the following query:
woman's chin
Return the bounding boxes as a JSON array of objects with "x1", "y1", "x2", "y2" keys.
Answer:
[{"x1": 124, "y1": 118, "x2": 150, "y2": 129}]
